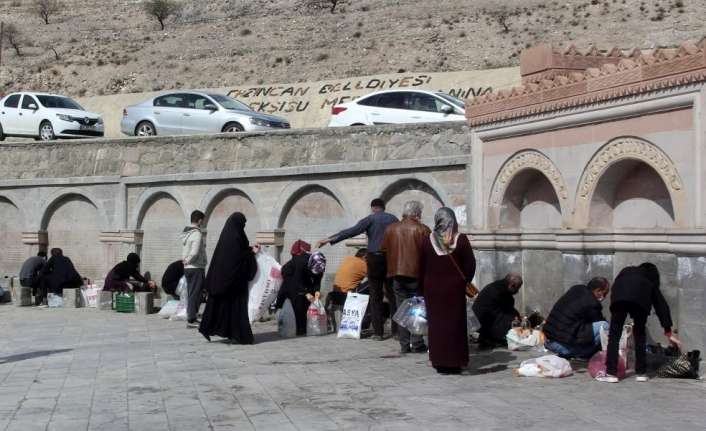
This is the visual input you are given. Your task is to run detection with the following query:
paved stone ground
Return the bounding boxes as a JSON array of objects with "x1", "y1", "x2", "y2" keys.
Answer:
[{"x1": 0, "y1": 305, "x2": 704, "y2": 431}]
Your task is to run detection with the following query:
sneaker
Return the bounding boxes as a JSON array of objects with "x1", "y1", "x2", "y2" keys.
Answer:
[
  {"x1": 595, "y1": 372, "x2": 619, "y2": 383},
  {"x1": 400, "y1": 345, "x2": 412, "y2": 354},
  {"x1": 635, "y1": 375, "x2": 649, "y2": 382},
  {"x1": 186, "y1": 320, "x2": 200, "y2": 328},
  {"x1": 371, "y1": 335, "x2": 384, "y2": 341}
]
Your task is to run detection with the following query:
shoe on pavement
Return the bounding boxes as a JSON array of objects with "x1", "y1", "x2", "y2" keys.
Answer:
[
  {"x1": 412, "y1": 344, "x2": 428, "y2": 353},
  {"x1": 595, "y1": 372, "x2": 619, "y2": 383},
  {"x1": 186, "y1": 320, "x2": 200, "y2": 328},
  {"x1": 371, "y1": 335, "x2": 384, "y2": 341},
  {"x1": 635, "y1": 375, "x2": 650, "y2": 382},
  {"x1": 400, "y1": 345, "x2": 412, "y2": 354}
]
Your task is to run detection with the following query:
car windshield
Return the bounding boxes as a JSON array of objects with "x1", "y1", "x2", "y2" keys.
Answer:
[
  {"x1": 435, "y1": 92, "x2": 465, "y2": 109},
  {"x1": 208, "y1": 94, "x2": 251, "y2": 111},
  {"x1": 36, "y1": 95, "x2": 84, "y2": 110}
]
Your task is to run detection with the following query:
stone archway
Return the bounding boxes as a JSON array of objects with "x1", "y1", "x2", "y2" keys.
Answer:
[
  {"x1": 489, "y1": 150, "x2": 568, "y2": 229},
  {"x1": 278, "y1": 184, "x2": 349, "y2": 280},
  {"x1": 137, "y1": 192, "x2": 185, "y2": 284},
  {"x1": 574, "y1": 137, "x2": 685, "y2": 228},
  {"x1": 0, "y1": 197, "x2": 24, "y2": 276},
  {"x1": 43, "y1": 194, "x2": 102, "y2": 279},
  {"x1": 379, "y1": 178, "x2": 446, "y2": 227}
]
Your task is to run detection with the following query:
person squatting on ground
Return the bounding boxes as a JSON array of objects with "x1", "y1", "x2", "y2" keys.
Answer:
[
  {"x1": 276, "y1": 240, "x2": 323, "y2": 336},
  {"x1": 381, "y1": 200, "x2": 430, "y2": 354},
  {"x1": 418, "y1": 207, "x2": 476, "y2": 374},
  {"x1": 161, "y1": 260, "x2": 185, "y2": 299},
  {"x1": 318, "y1": 198, "x2": 399, "y2": 341},
  {"x1": 199, "y1": 212, "x2": 258, "y2": 344},
  {"x1": 103, "y1": 253, "x2": 155, "y2": 292},
  {"x1": 597, "y1": 263, "x2": 681, "y2": 383},
  {"x1": 40, "y1": 248, "x2": 83, "y2": 298},
  {"x1": 182, "y1": 210, "x2": 208, "y2": 328},
  {"x1": 19, "y1": 251, "x2": 47, "y2": 306},
  {"x1": 325, "y1": 248, "x2": 368, "y2": 331},
  {"x1": 543, "y1": 277, "x2": 610, "y2": 359},
  {"x1": 472, "y1": 273, "x2": 523, "y2": 349}
]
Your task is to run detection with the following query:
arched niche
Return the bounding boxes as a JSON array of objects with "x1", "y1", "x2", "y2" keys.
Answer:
[
  {"x1": 0, "y1": 197, "x2": 24, "y2": 276},
  {"x1": 43, "y1": 194, "x2": 102, "y2": 279},
  {"x1": 499, "y1": 169, "x2": 563, "y2": 229},
  {"x1": 204, "y1": 189, "x2": 260, "y2": 265},
  {"x1": 589, "y1": 160, "x2": 675, "y2": 228},
  {"x1": 278, "y1": 185, "x2": 349, "y2": 279},
  {"x1": 380, "y1": 178, "x2": 445, "y2": 227},
  {"x1": 137, "y1": 193, "x2": 185, "y2": 284}
]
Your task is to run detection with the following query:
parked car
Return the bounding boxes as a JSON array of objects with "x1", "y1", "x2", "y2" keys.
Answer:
[
  {"x1": 121, "y1": 91, "x2": 290, "y2": 136},
  {"x1": 0, "y1": 92, "x2": 104, "y2": 141},
  {"x1": 327, "y1": 89, "x2": 466, "y2": 127}
]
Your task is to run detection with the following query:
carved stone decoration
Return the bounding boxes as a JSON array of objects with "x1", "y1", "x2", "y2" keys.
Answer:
[
  {"x1": 577, "y1": 137, "x2": 683, "y2": 201},
  {"x1": 489, "y1": 150, "x2": 569, "y2": 209}
]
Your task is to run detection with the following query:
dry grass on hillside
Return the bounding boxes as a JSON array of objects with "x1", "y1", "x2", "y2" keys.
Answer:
[{"x1": 0, "y1": 0, "x2": 704, "y2": 97}]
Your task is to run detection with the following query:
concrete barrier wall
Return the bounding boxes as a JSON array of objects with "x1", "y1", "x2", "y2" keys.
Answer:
[{"x1": 76, "y1": 68, "x2": 520, "y2": 138}]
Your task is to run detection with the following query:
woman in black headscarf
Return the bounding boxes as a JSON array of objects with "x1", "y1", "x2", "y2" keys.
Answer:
[
  {"x1": 418, "y1": 207, "x2": 476, "y2": 374},
  {"x1": 199, "y1": 212, "x2": 258, "y2": 344},
  {"x1": 103, "y1": 253, "x2": 154, "y2": 292}
]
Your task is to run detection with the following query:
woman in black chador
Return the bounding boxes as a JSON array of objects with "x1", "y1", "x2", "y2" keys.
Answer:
[{"x1": 199, "y1": 212, "x2": 258, "y2": 344}]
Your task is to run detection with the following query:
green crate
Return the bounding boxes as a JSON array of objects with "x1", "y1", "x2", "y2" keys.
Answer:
[{"x1": 115, "y1": 292, "x2": 135, "y2": 313}]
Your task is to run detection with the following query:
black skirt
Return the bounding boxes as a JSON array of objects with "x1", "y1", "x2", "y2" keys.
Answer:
[{"x1": 199, "y1": 290, "x2": 253, "y2": 344}]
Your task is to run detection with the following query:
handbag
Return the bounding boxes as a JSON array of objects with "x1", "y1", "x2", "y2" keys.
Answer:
[
  {"x1": 447, "y1": 254, "x2": 478, "y2": 298},
  {"x1": 657, "y1": 350, "x2": 700, "y2": 379}
]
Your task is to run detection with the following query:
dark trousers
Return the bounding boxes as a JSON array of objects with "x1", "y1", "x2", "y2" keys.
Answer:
[
  {"x1": 184, "y1": 268, "x2": 205, "y2": 322},
  {"x1": 393, "y1": 276, "x2": 424, "y2": 348},
  {"x1": 367, "y1": 253, "x2": 395, "y2": 337},
  {"x1": 606, "y1": 302, "x2": 648, "y2": 375},
  {"x1": 293, "y1": 294, "x2": 310, "y2": 336}
]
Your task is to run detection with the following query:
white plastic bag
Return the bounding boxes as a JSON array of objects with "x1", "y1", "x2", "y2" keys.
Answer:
[
  {"x1": 515, "y1": 355, "x2": 573, "y2": 378},
  {"x1": 306, "y1": 298, "x2": 327, "y2": 336},
  {"x1": 48, "y1": 293, "x2": 63, "y2": 308},
  {"x1": 337, "y1": 292, "x2": 370, "y2": 339},
  {"x1": 82, "y1": 285, "x2": 100, "y2": 308},
  {"x1": 158, "y1": 299, "x2": 179, "y2": 319},
  {"x1": 247, "y1": 252, "x2": 283, "y2": 323},
  {"x1": 277, "y1": 299, "x2": 297, "y2": 338},
  {"x1": 175, "y1": 276, "x2": 187, "y2": 299},
  {"x1": 466, "y1": 299, "x2": 481, "y2": 334},
  {"x1": 506, "y1": 328, "x2": 542, "y2": 351}
]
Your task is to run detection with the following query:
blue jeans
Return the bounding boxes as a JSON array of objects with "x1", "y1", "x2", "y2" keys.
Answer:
[{"x1": 545, "y1": 321, "x2": 608, "y2": 359}]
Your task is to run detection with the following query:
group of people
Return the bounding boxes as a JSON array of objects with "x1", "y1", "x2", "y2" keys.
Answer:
[
  {"x1": 17, "y1": 197, "x2": 682, "y2": 381},
  {"x1": 19, "y1": 248, "x2": 83, "y2": 306}
]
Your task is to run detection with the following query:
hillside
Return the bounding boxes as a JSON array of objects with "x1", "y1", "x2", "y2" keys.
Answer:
[{"x1": 1, "y1": 0, "x2": 705, "y2": 98}]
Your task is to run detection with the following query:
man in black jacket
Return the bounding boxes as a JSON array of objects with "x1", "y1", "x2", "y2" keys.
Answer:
[
  {"x1": 40, "y1": 248, "x2": 83, "y2": 298},
  {"x1": 598, "y1": 263, "x2": 681, "y2": 383},
  {"x1": 544, "y1": 277, "x2": 610, "y2": 359},
  {"x1": 472, "y1": 273, "x2": 522, "y2": 348}
]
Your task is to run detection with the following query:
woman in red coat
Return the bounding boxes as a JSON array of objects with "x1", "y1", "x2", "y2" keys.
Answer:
[{"x1": 418, "y1": 207, "x2": 476, "y2": 374}]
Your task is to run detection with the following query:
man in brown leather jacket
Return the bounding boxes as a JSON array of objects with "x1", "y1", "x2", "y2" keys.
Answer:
[{"x1": 381, "y1": 200, "x2": 431, "y2": 353}]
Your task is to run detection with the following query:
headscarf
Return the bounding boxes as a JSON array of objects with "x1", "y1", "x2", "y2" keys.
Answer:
[
  {"x1": 205, "y1": 212, "x2": 252, "y2": 296},
  {"x1": 431, "y1": 207, "x2": 459, "y2": 255},
  {"x1": 308, "y1": 251, "x2": 327, "y2": 275},
  {"x1": 290, "y1": 239, "x2": 311, "y2": 256},
  {"x1": 126, "y1": 252, "x2": 141, "y2": 268}
]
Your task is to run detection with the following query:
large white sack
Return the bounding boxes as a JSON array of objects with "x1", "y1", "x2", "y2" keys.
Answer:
[{"x1": 247, "y1": 252, "x2": 283, "y2": 323}]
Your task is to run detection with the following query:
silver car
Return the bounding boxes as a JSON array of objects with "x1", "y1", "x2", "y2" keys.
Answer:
[{"x1": 120, "y1": 91, "x2": 290, "y2": 136}]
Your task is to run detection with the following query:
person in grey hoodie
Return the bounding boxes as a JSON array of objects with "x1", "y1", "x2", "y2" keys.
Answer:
[{"x1": 182, "y1": 210, "x2": 207, "y2": 327}]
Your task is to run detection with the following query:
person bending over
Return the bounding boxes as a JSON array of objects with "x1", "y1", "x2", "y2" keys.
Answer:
[{"x1": 472, "y1": 273, "x2": 522, "y2": 349}]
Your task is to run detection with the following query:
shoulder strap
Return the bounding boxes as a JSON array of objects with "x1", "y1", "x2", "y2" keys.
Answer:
[{"x1": 447, "y1": 254, "x2": 467, "y2": 283}]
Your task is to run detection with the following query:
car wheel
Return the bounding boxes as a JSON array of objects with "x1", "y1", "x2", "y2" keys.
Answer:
[
  {"x1": 39, "y1": 121, "x2": 56, "y2": 141},
  {"x1": 351, "y1": 123, "x2": 365, "y2": 126},
  {"x1": 222, "y1": 122, "x2": 244, "y2": 133},
  {"x1": 0, "y1": 123, "x2": 5, "y2": 141},
  {"x1": 135, "y1": 121, "x2": 156, "y2": 137}
]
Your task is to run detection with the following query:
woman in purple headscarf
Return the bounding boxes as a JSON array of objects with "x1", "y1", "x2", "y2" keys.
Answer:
[{"x1": 418, "y1": 207, "x2": 476, "y2": 374}]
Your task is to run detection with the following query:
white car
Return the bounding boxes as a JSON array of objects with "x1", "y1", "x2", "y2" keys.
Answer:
[
  {"x1": 327, "y1": 89, "x2": 466, "y2": 127},
  {"x1": 0, "y1": 92, "x2": 104, "y2": 141},
  {"x1": 120, "y1": 91, "x2": 290, "y2": 137}
]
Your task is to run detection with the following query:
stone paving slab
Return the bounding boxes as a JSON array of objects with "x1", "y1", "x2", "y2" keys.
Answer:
[{"x1": 0, "y1": 305, "x2": 704, "y2": 431}]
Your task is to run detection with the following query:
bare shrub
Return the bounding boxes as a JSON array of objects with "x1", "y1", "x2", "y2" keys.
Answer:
[
  {"x1": 33, "y1": 0, "x2": 62, "y2": 25},
  {"x1": 144, "y1": 0, "x2": 182, "y2": 30},
  {"x1": 2, "y1": 23, "x2": 23, "y2": 56}
]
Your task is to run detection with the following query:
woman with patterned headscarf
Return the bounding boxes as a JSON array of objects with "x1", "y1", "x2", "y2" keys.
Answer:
[
  {"x1": 418, "y1": 207, "x2": 476, "y2": 374},
  {"x1": 275, "y1": 239, "x2": 324, "y2": 335}
]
